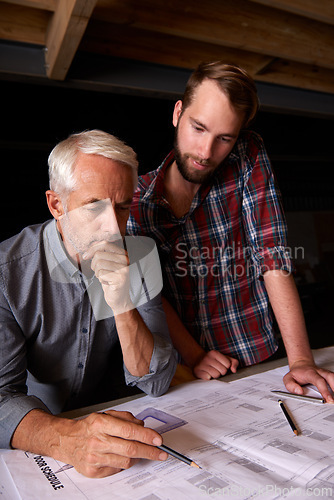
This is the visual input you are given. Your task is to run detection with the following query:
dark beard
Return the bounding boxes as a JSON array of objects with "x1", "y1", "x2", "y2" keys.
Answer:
[{"x1": 173, "y1": 137, "x2": 216, "y2": 185}]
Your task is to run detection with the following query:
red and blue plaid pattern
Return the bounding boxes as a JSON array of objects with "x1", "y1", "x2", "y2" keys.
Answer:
[{"x1": 128, "y1": 131, "x2": 293, "y2": 366}]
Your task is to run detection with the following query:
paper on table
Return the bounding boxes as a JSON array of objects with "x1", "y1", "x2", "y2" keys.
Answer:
[
  {"x1": 0, "y1": 453, "x2": 20, "y2": 500},
  {"x1": 3, "y1": 367, "x2": 334, "y2": 500}
]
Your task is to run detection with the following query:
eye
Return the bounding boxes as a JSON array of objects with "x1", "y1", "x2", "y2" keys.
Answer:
[
  {"x1": 219, "y1": 136, "x2": 232, "y2": 143},
  {"x1": 193, "y1": 124, "x2": 204, "y2": 132},
  {"x1": 86, "y1": 203, "x2": 103, "y2": 213},
  {"x1": 116, "y1": 205, "x2": 131, "y2": 213},
  {"x1": 83, "y1": 200, "x2": 106, "y2": 215}
]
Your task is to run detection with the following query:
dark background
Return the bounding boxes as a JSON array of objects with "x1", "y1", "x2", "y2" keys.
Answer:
[{"x1": 1, "y1": 79, "x2": 333, "y2": 349}]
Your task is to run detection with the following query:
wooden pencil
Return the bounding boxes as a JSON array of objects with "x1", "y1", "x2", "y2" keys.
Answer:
[
  {"x1": 278, "y1": 399, "x2": 299, "y2": 435},
  {"x1": 157, "y1": 444, "x2": 201, "y2": 468}
]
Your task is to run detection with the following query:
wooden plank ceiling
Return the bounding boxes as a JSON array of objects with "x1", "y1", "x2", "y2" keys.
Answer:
[{"x1": 0, "y1": 0, "x2": 333, "y2": 95}]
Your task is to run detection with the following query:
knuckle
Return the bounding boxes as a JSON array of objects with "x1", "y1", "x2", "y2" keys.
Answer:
[
  {"x1": 121, "y1": 457, "x2": 134, "y2": 470},
  {"x1": 119, "y1": 421, "x2": 135, "y2": 440},
  {"x1": 85, "y1": 451, "x2": 98, "y2": 466},
  {"x1": 124, "y1": 441, "x2": 138, "y2": 458},
  {"x1": 87, "y1": 412, "x2": 104, "y2": 428},
  {"x1": 121, "y1": 411, "x2": 135, "y2": 421},
  {"x1": 82, "y1": 465, "x2": 117, "y2": 479},
  {"x1": 82, "y1": 466, "x2": 98, "y2": 478},
  {"x1": 83, "y1": 438, "x2": 104, "y2": 457}
]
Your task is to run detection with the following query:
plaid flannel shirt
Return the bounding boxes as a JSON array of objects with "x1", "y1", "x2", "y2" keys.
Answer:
[{"x1": 128, "y1": 131, "x2": 293, "y2": 366}]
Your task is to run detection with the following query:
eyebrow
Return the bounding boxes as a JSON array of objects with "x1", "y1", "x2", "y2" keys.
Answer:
[
  {"x1": 84, "y1": 198, "x2": 102, "y2": 205},
  {"x1": 82, "y1": 197, "x2": 133, "y2": 207},
  {"x1": 190, "y1": 117, "x2": 238, "y2": 139},
  {"x1": 115, "y1": 198, "x2": 133, "y2": 206}
]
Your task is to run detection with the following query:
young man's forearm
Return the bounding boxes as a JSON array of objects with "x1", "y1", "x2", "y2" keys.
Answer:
[{"x1": 263, "y1": 270, "x2": 313, "y2": 366}]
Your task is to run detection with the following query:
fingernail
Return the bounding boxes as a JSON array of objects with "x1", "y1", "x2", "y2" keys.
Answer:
[
  {"x1": 159, "y1": 452, "x2": 168, "y2": 461},
  {"x1": 153, "y1": 437, "x2": 162, "y2": 446}
]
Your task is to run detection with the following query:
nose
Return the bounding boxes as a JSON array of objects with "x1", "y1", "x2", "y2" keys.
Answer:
[
  {"x1": 197, "y1": 135, "x2": 214, "y2": 161},
  {"x1": 100, "y1": 203, "x2": 121, "y2": 236}
]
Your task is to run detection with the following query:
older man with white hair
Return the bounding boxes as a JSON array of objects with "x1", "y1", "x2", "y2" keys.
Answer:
[{"x1": 0, "y1": 129, "x2": 177, "y2": 478}]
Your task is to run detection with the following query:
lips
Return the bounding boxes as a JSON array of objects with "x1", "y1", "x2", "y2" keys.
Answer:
[{"x1": 190, "y1": 158, "x2": 212, "y2": 170}]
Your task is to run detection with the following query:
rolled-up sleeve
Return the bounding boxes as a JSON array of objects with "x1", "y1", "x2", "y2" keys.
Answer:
[
  {"x1": 251, "y1": 246, "x2": 294, "y2": 279},
  {"x1": 0, "y1": 394, "x2": 50, "y2": 449},
  {"x1": 124, "y1": 294, "x2": 177, "y2": 397},
  {"x1": 242, "y1": 134, "x2": 294, "y2": 279}
]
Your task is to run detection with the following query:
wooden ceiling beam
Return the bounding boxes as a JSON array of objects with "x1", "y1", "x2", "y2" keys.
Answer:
[
  {"x1": 1, "y1": 0, "x2": 333, "y2": 96},
  {"x1": 0, "y1": 0, "x2": 56, "y2": 11},
  {"x1": 81, "y1": 21, "x2": 334, "y2": 95},
  {"x1": 0, "y1": 3, "x2": 49, "y2": 45},
  {"x1": 93, "y1": 0, "x2": 334, "y2": 70},
  {"x1": 255, "y1": 59, "x2": 334, "y2": 95},
  {"x1": 249, "y1": 0, "x2": 334, "y2": 26},
  {"x1": 81, "y1": 21, "x2": 273, "y2": 75},
  {"x1": 44, "y1": 0, "x2": 98, "y2": 80}
]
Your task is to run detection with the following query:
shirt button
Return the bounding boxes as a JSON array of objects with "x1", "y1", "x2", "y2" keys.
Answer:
[
  {"x1": 78, "y1": 362, "x2": 84, "y2": 369},
  {"x1": 82, "y1": 328, "x2": 88, "y2": 333}
]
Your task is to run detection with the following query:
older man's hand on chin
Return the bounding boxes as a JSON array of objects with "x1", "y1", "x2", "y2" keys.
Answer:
[{"x1": 83, "y1": 239, "x2": 133, "y2": 315}]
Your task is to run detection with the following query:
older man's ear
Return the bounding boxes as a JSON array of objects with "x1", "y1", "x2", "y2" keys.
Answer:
[{"x1": 45, "y1": 190, "x2": 65, "y2": 220}]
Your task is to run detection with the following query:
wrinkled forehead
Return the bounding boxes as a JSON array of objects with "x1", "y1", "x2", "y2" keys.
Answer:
[
  {"x1": 62, "y1": 161, "x2": 134, "y2": 213},
  {"x1": 75, "y1": 155, "x2": 134, "y2": 183},
  {"x1": 73, "y1": 156, "x2": 134, "y2": 195}
]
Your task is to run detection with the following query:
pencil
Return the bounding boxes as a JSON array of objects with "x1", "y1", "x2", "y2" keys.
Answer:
[
  {"x1": 278, "y1": 399, "x2": 299, "y2": 435},
  {"x1": 55, "y1": 444, "x2": 201, "y2": 474},
  {"x1": 157, "y1": 444, "x2": 201, "y2": 468},
  {"x1": 271, "y1": 390, "x2": 325, "y2": 404}
]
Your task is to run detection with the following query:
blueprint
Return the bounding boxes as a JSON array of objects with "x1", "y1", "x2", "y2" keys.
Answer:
[{"x1": 2, "y1": 347, "x2": 334, "y2": 499}]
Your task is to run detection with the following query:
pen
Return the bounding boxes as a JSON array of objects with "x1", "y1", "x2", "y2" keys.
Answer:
[
  {"x1": 271, "y1": 390, "x2": 325, "y2": 404},
  {"x1": 278, "y1": 399, "x2": 299, "y2": 435},
  {"x1": 157, "y1": 444, "x2": 201, "y2": 469}
]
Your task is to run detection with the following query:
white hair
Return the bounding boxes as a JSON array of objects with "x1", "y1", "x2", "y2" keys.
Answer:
[{"x1": 48, "y1": 129, "x2": 138, "y2": 197}]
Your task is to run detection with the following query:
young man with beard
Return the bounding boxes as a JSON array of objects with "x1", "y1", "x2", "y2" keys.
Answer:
[
  {"x1": 128, "y1": 61, "x2": 334, "y2": 402},
  {"x1": 0, "y1": 129, "x2": 177, "y2": 477}
]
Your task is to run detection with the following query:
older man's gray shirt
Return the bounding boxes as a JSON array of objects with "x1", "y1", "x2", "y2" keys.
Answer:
[{"x1": 0, "y1": 220, "x2": 177, "y2": 449}]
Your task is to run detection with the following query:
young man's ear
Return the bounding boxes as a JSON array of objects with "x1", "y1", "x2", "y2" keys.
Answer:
[
  {"x1": 45, "y1": 190, "x2": 65, "y2": 220},
  {"x1": 172, "y1": 100, "x2": 183, "y2": 128}
]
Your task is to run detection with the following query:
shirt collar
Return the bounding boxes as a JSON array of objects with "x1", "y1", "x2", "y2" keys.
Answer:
[
  {"x1": 141, "y1": 151, "x2": 174, "y2": 204},
  {"x1": 140, "y1": 138, "x2": 243, "y2": 222},
  {"x1": 141, "y1": 150, "x2": 226, "y2": 214},
  {"x1": 43, "y1": 219, "x2": 84, "y2": 281}
]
